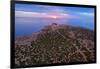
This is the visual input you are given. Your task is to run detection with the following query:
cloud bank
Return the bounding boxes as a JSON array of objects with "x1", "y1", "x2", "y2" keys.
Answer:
[{"x1": 15, "y1": 10, "x2": 78, "y2": 19}]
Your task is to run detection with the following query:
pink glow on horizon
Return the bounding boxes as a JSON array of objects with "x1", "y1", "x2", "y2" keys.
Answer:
[{"x1": 15, "y1": 11, "x2": 78, "y2": 19}]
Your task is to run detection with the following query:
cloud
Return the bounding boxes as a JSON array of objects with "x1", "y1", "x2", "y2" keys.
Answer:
[
  {"x1": 78, "y1": 12, "x2": 94, "y2": 16},
  {"x1": 15, "y1": 10, "x2": 78, "y2": 19},
  {"x1": 15, "y1": 11, "x2": 47, "y2": 18}
]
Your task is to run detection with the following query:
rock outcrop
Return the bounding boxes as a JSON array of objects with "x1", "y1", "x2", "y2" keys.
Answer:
[{"x1": 15, "y1": 23, "x2": 95, "y2": 67}]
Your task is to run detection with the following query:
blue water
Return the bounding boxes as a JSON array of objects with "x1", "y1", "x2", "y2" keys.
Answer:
[{"x1": 15, "y1": 18, "x2": 94, "y2": 36}]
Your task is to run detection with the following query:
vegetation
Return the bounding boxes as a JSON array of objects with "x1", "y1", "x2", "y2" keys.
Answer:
[{"x1": 15, "y1": 23, "x2": 95, "y2": 67}]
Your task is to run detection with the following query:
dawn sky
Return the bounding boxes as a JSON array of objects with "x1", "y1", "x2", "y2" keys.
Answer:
[{"x1": 15, "y1": 4, "x2": 95, "y2": 36}]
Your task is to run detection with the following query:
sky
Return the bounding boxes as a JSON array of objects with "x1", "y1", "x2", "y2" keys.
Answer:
[{"x1": 15, "y1": 4, "x2": 95, "y2": 36}]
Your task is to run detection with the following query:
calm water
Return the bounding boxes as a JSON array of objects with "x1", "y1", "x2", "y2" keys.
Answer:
[{"x1": 15, "y1": 18, "x2": 94, "y2": 36}]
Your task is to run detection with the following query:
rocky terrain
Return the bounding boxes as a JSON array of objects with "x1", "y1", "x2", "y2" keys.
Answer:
[{"x1": 15, "y1": 23, "x2": 95, "y2": 67}]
